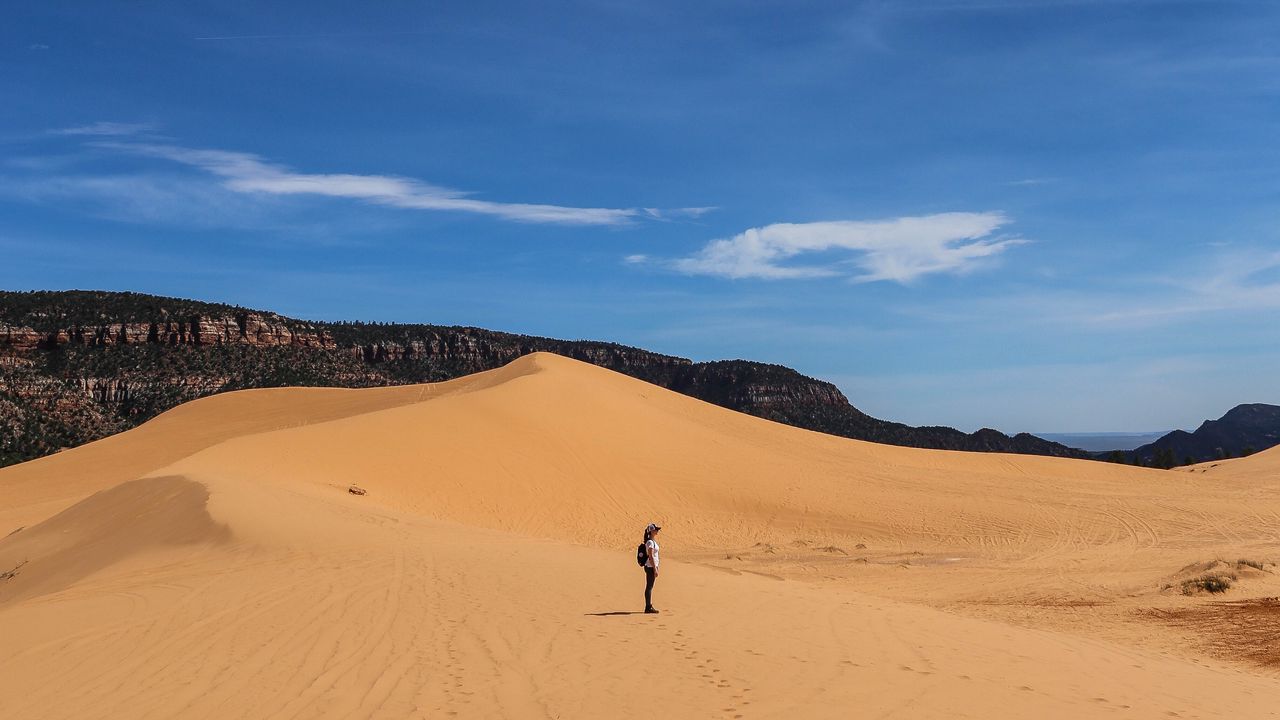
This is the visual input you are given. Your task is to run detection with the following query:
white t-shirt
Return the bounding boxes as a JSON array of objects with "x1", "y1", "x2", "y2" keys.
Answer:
[{"x1": 645, "y1": 538, "x2": 660, "y2": 568}]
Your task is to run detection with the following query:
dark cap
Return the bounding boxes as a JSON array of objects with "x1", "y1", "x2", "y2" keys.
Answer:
[{"x1": 646, "y1": 523, "x2": 661, "y2": 533}]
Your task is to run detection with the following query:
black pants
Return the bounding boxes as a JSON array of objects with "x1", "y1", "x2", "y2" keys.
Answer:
[{"x1": 644, "y1": 566, "x2": 656, "y2": 609}]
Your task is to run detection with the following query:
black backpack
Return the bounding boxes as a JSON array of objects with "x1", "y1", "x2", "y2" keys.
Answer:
[{"x1": 636, "y1": 542, "x2": 648, "y2": 567}]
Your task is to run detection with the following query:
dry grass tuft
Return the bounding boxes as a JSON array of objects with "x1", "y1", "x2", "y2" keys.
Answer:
[
  {"x1": 1173, "y1": 559, "x2": 1271, "y2": 595},
  {"x1": 1181, "y1": 573, "x2": 1235, "y2": 595}
]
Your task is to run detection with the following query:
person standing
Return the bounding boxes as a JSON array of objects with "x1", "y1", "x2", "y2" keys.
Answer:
[{"x1": 643, "y1": 523, "x2": 661, "y2": 614}]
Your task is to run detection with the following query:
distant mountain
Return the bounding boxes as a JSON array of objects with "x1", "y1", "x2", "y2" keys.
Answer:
[
  {"x1": 1129, "y1": 404, "x2": 1280, "y2": 467},
  {"x1": 1037, "y1": 432, "x2": 1169, "y2": 453},
  {"x1": 0, "y1": 290, "x2": 1087, "y2": 468}
]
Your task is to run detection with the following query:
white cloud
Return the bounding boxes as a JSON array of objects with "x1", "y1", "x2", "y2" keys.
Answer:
[
  {"x1": 97, "y1": 142, "x2": 702, "y2": 227},
  {"x1": 673, "y1": 212, "x2": 1024, "y2": 283},
  {"x1": 623, "y1": 254, "x2": 649, "y2": 264},
  {"x1": 51, "y1": 122, "x2": 154, "y2": 137}
]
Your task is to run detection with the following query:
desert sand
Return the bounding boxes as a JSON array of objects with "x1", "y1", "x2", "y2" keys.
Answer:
[{"x1": 2, "y1": 352, "x2": 1278, "y2": 719}]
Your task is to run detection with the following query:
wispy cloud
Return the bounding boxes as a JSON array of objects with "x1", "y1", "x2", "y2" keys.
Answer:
[
  {"x1": 50, "y1": 122, "x2": 155, "y2": 137},
  {"x1": 1089, "y1": 248, "x2": 1280, "y2": 324},
  {"x1": 642, "y1": 207, "x2": 717, "y2": 221},
  {"x1": 96, "y1": 142, "x2": 698, "y2": 226},
  {"x1": 671, "y1": 212, "x2": 1024, "y2": 283},
  {"x1": 887, "y1": 247, "x2": 1280, "y2": 331},
  {"x1": 2, "y1": 172, "x2": 288, "y2": 230}
]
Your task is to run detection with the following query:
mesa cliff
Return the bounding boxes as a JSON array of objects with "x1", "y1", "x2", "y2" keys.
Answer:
[{"x1": 0, "y1": 289, "x2": 1083, "y2": 467}]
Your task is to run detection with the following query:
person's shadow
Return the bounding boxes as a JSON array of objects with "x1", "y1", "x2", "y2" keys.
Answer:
[{"x1": 584, "y1": 611, "x2": 643, "y2": 616}]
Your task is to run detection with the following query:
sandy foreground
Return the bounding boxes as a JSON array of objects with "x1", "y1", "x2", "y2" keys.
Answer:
[{"x1": 2, "y1": 352, "x2": 1278, "y2": 719}]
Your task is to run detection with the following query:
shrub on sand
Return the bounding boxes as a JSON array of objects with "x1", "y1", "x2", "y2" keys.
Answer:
[{"x1": 1181, "y1": 573, "x2": 1235, "y2": 595}]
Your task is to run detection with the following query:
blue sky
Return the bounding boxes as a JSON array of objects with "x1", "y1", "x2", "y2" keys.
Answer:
[{"x1": 3, "y1": 0, "x2": 1279, "y2": 433}]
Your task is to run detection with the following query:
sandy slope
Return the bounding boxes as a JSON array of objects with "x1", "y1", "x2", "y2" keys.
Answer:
[
  {"x1": 0, "y1": 371, "x2": 505, "y2": 531},
  {"x1": 2, "y1": 353, "x2": 1278, "y2": 719},
  {"x1": 1185, "y1": 444, "x2": 1280, "y2": 482}
]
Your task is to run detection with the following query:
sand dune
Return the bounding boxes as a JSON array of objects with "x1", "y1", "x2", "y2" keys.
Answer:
[
  {"x1": 2, "y1": 353, "x2": 1278, "y2": 718},
  {"x1": 0, "y1": 382, "x2": 443, "y2": 532}
]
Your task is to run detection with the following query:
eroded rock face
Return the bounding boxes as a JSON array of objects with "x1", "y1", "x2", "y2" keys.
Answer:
[
  {"x1": 658, "y1": 361, "x2": 850, "y2": 411},
  {"x1": 2, "y1": 314, "x2": 337, "y2": 350},
  {"x1": 0, "y1": 325, "x2": 43, "y2": 351},
  {"x1": 348, "y1": 333, "x2": 684, "y2": 376}
]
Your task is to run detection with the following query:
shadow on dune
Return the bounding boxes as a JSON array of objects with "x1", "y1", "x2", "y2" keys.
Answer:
[
  {"x1": 584, "y1": 611, "x2": 646, "y2": 616},
  {"x1": 0, "y1": 475, "x2": 230, "y2": 605}
]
